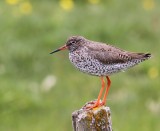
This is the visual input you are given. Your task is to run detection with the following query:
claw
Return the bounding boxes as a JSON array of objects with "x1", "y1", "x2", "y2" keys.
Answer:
[{"x1": 84, "y1": 100, "x2": 104, "y2": 110}]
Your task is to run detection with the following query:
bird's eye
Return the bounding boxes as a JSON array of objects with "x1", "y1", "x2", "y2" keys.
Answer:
[
  {"x1": 71, "y1": 40, "x2": 76, "y2": 44},
  {"x1": 67, "y1": 40, "x2": 78, "y2": 46},
  {"x1": 67, "y1": 40, "x2": 76, "y2": 46}
]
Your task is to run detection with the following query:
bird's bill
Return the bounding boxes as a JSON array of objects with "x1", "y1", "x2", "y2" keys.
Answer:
[{"x1": 50, "y1": 45, "x2": 68, "y2": 54}]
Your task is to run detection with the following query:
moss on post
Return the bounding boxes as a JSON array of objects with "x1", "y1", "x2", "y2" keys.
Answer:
[{"x1": 72, "y1": 100, "x2": 112, "y2": 131}]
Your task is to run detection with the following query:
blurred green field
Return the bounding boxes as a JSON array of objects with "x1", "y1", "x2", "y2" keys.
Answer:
[{"x1": 0, "y1": 0, "x2": 160, "y2": 131}]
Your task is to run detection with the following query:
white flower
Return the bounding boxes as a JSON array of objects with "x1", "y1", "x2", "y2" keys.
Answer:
[{"x1": 41, "y1": 75, "x2": 57, "y2": 92}]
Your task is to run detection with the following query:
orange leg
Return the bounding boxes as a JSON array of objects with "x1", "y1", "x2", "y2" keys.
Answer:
[
  {"x1": 101, "y1": 76, "x2": 111, "y2": 106},
  {"x1": 94, "y1": 77, "x2": 105, "y2": 106},
  {"x1": 86, "y1": 77, "x2": 105, "y2": 109}
]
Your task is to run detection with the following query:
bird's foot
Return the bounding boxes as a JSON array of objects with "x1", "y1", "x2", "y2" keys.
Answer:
[
  {"x1": 98, "y1": 101, "x2": 105, "y2": 107},
  {"x1": 83, "y1": 100, "x2": 105, "y2": 110}
]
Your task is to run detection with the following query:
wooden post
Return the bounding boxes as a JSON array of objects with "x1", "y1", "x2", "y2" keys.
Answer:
[{"x1": 72, "y1": 100, "x2": 112, "y2": 131}]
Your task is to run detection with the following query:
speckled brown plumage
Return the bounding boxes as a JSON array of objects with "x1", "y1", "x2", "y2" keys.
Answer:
[
  {"x1": 66, "y1": 36, "x2": 151, "y2": 76},
  {"x1": 50, "y1": 36, "x2": 151, "y2": 109}
]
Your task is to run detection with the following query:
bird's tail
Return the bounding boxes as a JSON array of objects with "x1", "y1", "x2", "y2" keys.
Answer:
[
  {"x1": 128, "y1": 52, "x2": 151, "y2": 64},
  {"x1": 118, "y1": 52, "x2": 151, "y2": 72},
  {"x1": 143, "y1": 53, "x2": 151, "y2": 59},
  {"x1": 138, "y1": 53, "x2": 151, "y2": 60},
  {"x1": 129, "y1": 52, "x2": 151, "y2": 60}
]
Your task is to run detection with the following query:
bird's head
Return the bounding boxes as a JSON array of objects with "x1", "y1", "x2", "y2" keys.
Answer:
[{"x1": 50, "y1": 36, "x2": 85, "y2": 54}]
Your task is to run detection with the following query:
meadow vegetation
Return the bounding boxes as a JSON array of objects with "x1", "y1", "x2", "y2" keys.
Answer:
[{"x1": 0, "y1": 0, "x2": 160, "y2": 130}]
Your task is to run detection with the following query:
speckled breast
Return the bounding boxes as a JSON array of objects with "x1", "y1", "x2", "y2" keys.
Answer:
[{"x1": 69, "y1": 50, "x2": 123, "y2": 76}]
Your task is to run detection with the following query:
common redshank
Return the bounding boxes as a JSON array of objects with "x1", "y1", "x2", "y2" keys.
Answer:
[{"x1": 50, "y1": 36, "x2": 151, "y2": 109}]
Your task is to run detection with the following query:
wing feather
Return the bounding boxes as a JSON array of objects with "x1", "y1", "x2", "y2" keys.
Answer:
[{"x1": 86, "y1": 42, "x2": 132, "y2": 65}]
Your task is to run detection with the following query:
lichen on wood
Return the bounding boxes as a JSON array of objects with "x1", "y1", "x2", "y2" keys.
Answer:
[{"x1": 72, "y1": 100, "x2": 112, "y2": 131}]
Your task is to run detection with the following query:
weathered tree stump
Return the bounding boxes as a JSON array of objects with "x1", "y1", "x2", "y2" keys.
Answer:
[{"x1": 72, "y1": 100, "x2": 112, "y2": 131}]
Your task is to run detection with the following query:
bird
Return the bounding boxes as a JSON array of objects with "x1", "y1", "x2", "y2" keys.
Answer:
[{"x1": 50, "y1": 36, "x2": 151, "y2": 109}]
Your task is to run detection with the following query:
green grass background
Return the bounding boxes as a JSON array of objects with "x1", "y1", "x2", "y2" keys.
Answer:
[{"x1": 0, "y1": 0, "x2": 160, "y2": 131}]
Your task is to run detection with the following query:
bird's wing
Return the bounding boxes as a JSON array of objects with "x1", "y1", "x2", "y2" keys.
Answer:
[{"x1": 86, "y1": 42, "x2": 132, "y2": 65}]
